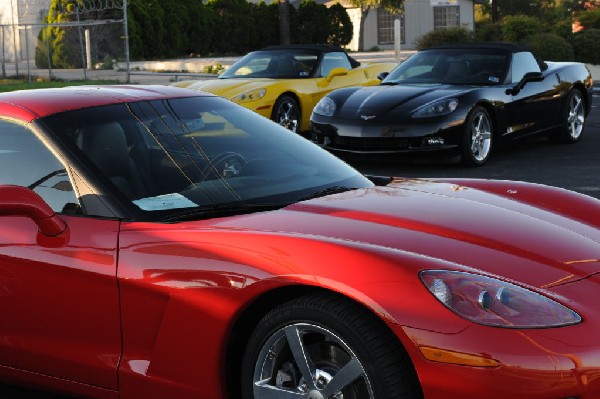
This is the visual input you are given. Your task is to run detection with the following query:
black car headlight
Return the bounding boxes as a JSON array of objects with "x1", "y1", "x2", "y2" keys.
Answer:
[
  {"x1": 412, "y1": 98, "x2": 459, "y2": 118},
  {"x1": 420, "y1": 270, "x2": 581, "y2": 328},
  {"x1": 313, "y1": 97, "x2": 336, "y2": 117}
]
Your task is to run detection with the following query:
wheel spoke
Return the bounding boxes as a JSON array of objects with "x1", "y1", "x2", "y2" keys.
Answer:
[
  {"x1": 284, "y1": 325, "x2": 317, "y2": 390},
  {"x1": 255, "y1": 381, "x2": 306, "y2": 399},
  {"x1": 476, "y1": 115, "x2": 484, "y2": 131},
  {"x1": 572, "y1": 96, "x2": 582, "y2": 113},
  {"x1": 321, "y1": 357, "x2": 364, "y2": 397}
]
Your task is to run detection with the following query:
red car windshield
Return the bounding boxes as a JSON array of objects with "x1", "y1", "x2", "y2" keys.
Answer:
[{"x1": 40, "y1": 96, "x2": 372, "y2": 220}]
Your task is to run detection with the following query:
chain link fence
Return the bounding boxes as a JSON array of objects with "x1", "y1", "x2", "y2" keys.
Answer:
[{"x1": 1, "y1": 0, "x2": 130, "y2": 82}]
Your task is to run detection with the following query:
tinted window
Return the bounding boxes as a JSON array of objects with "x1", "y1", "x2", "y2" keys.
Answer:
[
  {"x1": 320, "y1": 52, "x2": 352, "y2": 77},
  {"x1": 41, "y1": 97, "x2": 372, "y2": 221},
  {"x1": 511, "y1": 52, "x2": 541, "y2": 83},
  {"x1": 383, "y1": 48, "x2": 509, "y2": 85},
  {"x1": 0, "y1": 120, "x2": 79, "y2": 213},
  {"x1": 219, "y1": 50, "x2": 319, "y2": 79}
]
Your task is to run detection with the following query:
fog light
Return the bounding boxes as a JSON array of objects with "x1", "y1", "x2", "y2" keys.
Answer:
[{"x1": 425, "y1": 137, "x2": 445, "y2": 146}]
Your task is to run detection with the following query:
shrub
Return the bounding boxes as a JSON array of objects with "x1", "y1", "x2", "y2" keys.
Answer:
[
  {"x1": 297, "y1": 0, "x2": 330, "y2": 44},
  {"x1": 524, "y1": 33, "x2": 574, "y2": 61},
  {"x1": 576, "y1": 7, "x2": 600, "y2": 30},
  {"x1": 550, "y1": 18, "x2": 575, "y2": 41},
  {"x1": 414, "y1": 26, "x2": 474, "y2": 50},
  {"x1": 327, "y1": 3, "x2": 353, "y2": 47},
  {"x1": 571, "y1": 29, "x2": 600, "y2": 64},
  {"x1": 501, "y1": 14, "x2": 542, "y2": 43},
  {"x1": 474, "y1": 21, "x2": 503, "y2": 42}
]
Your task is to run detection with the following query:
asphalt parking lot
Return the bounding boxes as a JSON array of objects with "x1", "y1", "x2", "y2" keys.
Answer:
[{"x1": 1, "y1": 84, "x2": 599, "y2": 398}]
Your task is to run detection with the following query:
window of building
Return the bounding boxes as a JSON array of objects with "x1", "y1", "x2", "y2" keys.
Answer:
[
  {"x1": 377, "y1": 9, "x2": 405, "y2": 45},
  {"x1": 433, "y1": 6, "x2": 460, "y2": 29}
]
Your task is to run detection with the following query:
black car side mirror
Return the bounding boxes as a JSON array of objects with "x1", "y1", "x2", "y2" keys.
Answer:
[
  {"x1": 377, "y1": 72, "x2": 389, "y2": 81},
  {"x1": 506, "y1": 71, "x2": 544, "y2": 96},
  {"x1": 0, "y1": 185, "x2": 67, "y2": 237}
]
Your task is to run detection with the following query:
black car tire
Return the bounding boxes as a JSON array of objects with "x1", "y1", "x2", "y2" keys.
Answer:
[
  {"x1": 272, "y1": 95, "x2": 300, "y2": 133},
  {"x1": 241, "y1": 292, "x2": 422, "y2": 399},
  {"x1": 548, "y1": 89, "x2": 586, "y2": 144},
  {"x1": 460, "y1": 106, "x2": 493, "y2": 167}
]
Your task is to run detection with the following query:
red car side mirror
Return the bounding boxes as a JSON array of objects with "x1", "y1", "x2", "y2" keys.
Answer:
[{"x1": 0, "y1": 185, "x2": 67, "y2": 237}]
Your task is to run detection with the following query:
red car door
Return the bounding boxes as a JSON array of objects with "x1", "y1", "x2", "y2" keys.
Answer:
[
  {"x1": 0, "y1": 119, "x2": 121, "y2": 392},
  {"x1": 0, "y1": 215, "x2": 121, "y2": 390}
]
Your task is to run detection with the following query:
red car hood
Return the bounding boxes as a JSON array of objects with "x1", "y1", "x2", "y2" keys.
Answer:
[{"x1": 213, "y1": 178, "x2": 600, "y2": 290}]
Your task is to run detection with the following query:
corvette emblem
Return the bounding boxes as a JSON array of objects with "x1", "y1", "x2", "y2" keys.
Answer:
[{"x1": 361, "y1": 115, "x2": 376, "y2": 120}]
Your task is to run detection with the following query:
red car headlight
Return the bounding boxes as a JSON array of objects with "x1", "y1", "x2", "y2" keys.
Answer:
[{"x1": 420, "y1": 270, "x2": 581, "y2": 328}]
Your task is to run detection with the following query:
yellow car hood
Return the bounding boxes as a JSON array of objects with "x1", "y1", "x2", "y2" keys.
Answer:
[{"x1": 184, "y1": 78, "x2": 276, "y2": 99}]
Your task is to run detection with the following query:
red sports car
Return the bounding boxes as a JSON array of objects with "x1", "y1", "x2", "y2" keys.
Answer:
[{"x1": 0, "y1": 85, "x2": 599, "y2": 399}]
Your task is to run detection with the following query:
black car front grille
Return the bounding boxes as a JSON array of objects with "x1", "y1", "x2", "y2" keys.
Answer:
[{"x1": 331, "y1": 136, "x2": 411, "y2": 150}]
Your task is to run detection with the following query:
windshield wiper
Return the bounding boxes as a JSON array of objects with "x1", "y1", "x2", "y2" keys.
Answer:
[
  {"x1": 299, "y1": 186, "x2": 358, "y2": 201},
  {"x1": 380, "y1": 81, "x2": 398, "y2": 86},
  {"x1": 161, "y1": 202, "x2": 285, "y2": 222}
]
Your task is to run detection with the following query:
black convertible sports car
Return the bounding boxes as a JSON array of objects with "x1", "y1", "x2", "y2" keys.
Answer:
[{"x1": 310, "y1": 43, "x2": 594, "y2": 166}]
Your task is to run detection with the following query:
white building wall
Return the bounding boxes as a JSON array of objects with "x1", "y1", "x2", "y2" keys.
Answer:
[
  {"x1": 0, "y1": 1, "x2": 20, "y2": 63},
  {"x1": 330, "y1": 0, "x2": 474, "y2": 51},
  {"x1": 1, "y1": 0, "x2": 49, "y2": 63}
]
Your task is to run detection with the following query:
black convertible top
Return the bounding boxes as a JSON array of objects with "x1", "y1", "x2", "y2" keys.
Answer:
[
  {"x1": 261, "y1": 44, "x2": 348, "y2": 53},
  {"x1": 258, "y1": 44, "x2": 360, "y2": 68},
  {"x1": 427, "y1": 42, "x2": 530, "y2": 53}
]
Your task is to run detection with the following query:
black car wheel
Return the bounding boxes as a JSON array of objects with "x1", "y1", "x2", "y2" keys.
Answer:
[
  {"x1": 548, "y1": 89, "x2": 585, "y2": 144},
  {"x1": 461, "y1": 106, "x2": 493, "y2": 167},
  {"x1": 272, "y1": 95, "x2": 300, "y2": 133},
  {"x1": 241, "y1": 293, "x2": 422, "y2": 399}
]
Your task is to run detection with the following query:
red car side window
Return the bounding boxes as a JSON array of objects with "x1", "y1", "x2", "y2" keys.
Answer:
[{"x1": 0, "y1": 119, "x2": 79, "y2": 214}]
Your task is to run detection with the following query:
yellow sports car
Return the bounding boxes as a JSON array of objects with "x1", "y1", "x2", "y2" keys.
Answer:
[{"x1": 172, "y1": 45, "x2": 395, "y2": 134}]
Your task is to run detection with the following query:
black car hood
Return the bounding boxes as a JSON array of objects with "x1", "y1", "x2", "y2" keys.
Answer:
[{"x1": 334, "y1": 84, "x2": 473, "y2": 119}]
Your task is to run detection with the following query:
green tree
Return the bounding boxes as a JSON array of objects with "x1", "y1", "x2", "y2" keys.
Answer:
[
  {"x1": 297, "y1": 0, "x2": 329, "y2": 44},
  {"x1": 415, "y1": 26, "x2": 474, "y2": 50},
  {"x1": 127, "y1": 0, "x2": 167, "y2": 60},
  {"x1": 328, "y1": 3, "x2": 353, "y2": 47},
  {"x1": 207, "y1": 0, "x2": 256, "y2": 54},
  {"x1": 572, "y1": 28, "x2": 600, "y2": 63},
  {"x1": 253, "y1": 2, "x2": 279, "y2": 48},
  {"x1": 186, "y1": 1, "x2": 215, "y2": 56},
  {"x1": 347, "y1": 0, "x2": 404, "y2": 51},
  {"x1": 576, "y1": 6, "x2": 600, "y2": 29},
  {"x1": 524, "y1": 33, "x2": 574, "y2": 61},
  {"x1": 501, "y1": 14, "x2": 543, "y2": 42},
  {"x1": 489, "y1": 0, "x2": 559, "y2": 21},
  {"x1": 35, "y1": 0, "x2": 81, "y2": 68}
]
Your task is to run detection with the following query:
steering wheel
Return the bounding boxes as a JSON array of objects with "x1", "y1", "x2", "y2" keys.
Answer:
[{"x1": 203, "y1": 152, "x2": 247, "y2": 179}]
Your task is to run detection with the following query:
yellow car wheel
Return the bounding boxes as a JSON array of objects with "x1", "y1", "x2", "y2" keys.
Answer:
[{"x1": 272, "y1": 95, "x2": 300, "y2": 133}]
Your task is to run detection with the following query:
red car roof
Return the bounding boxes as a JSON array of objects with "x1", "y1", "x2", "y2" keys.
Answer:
[{"x1": 0, "y1": 85, "x2": 207, "y2": 122}]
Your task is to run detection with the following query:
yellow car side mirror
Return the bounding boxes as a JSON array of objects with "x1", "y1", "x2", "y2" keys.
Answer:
[{"x1": 318, "y1": 67, "x2": 349, "y2": 87}]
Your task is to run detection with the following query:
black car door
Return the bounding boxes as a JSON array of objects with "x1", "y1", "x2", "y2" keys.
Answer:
[{"x1": 504, "y1": 52, "x2": 562, "y2": 138}]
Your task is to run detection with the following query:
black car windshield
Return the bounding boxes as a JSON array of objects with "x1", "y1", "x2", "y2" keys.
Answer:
[
  {"x1": 382, "y1": 48, "x2": 509, "y2": 86},
  {"x1": 41, "y1": 95, "x2": 372, "y2": 220},
  {"x1": 219, "y1": 50, "x2": 319, "y2": 79}
]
